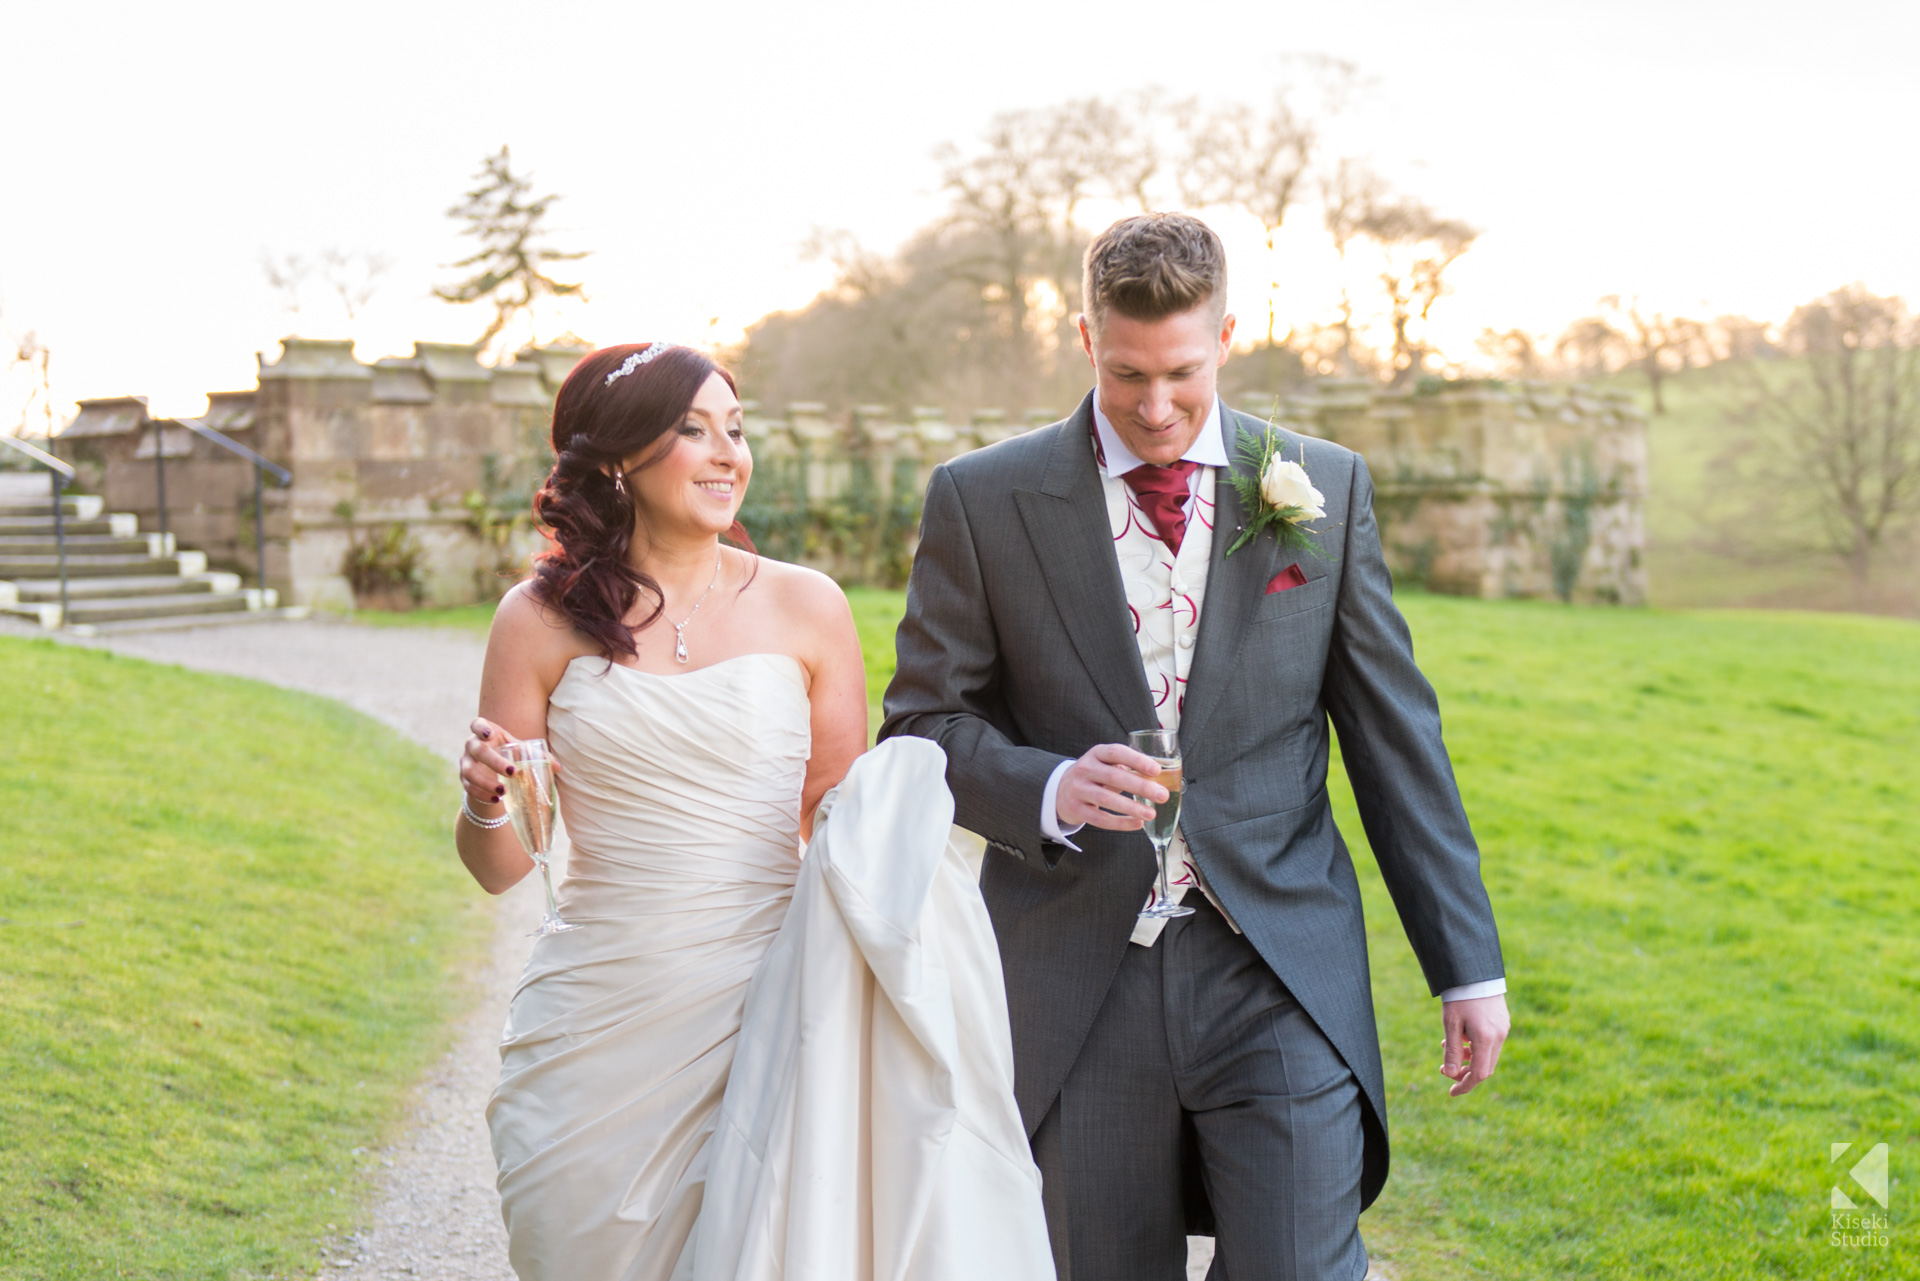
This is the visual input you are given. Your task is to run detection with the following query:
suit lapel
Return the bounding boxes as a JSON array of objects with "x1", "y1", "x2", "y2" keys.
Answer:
[
  {"x1": 1013, "y1": 395, "x2": 1156, "y2": 735},
  {"x1": 1178, "y1": 407, "x2": 1284, "y2": 753}
]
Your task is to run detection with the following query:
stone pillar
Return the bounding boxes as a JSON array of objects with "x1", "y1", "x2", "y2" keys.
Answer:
[
  {"x1": 787, "y1": 402, "x2": 837, "y2": 504},
  {"x1": 969, "y1": 408, "x2": 1011, "y2": 450},
  {"x1": 256, "y1": 338, "x2": 373, "y2": 610}
]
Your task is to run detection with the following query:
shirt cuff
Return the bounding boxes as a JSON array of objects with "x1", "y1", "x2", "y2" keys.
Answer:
[
  {"x1": 1039, "y1": 758, "x2": 1084, "y2": 852},
  {"x1": 1439, "y1": 978, "x2": 1507, "y2": 1002}
]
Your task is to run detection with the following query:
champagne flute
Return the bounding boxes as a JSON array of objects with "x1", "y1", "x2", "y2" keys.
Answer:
[
  {"x1": 500, "y1": 738, "x2": 580, "y2": 936},
  {"x1": 1128, "y1": 728, "x2": 1193, "y2": 920}
]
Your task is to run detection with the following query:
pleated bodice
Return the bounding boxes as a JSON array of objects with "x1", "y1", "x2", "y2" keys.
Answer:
[{"x1": 489, "y1": 651, "x2": 812, "y2": 1281}]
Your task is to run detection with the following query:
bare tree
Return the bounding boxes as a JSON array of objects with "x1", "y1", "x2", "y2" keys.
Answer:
[
  {"x1": 1729, "y1": 286, "x2": 1920, "y2": 595},
  {"x1": 1319, "y1": 157, "x2": 1387, "y2": 375},
  {"x1": 435, "y1": 146, "x2": 589, "y2": 355},
  {"x1": 262, "y1": 247, "x2": 393, "y2": 326},
  {"x1": 1358, "y1": 196, "x2": 1478, "y2": 384},
  {"x1": 1709, "y1": 313, "x2": 1777, "y2": 363},
  {"x1": 1184, "y1": 94, "x2": 1315, "y2": 346},
  {"x1": 261, "y1": 250, "x2": 311, "y2": 316},
  {"x1": 1599, "y1": 296, "x2": 1704, "y2": 413},
  {"x1": 1475, "y1": 328, "x2": 1550, "y2": 380},
  {"x1": 319, "y1": 248, "x2": 393, "y2": 323},
  {"x1": 1553, "y1": 315, "x2": 1624, "y2": 379}
]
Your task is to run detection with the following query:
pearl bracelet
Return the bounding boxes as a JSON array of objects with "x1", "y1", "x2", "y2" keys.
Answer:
[{"x1": 462, "y1": 794, "x2": 512, "y2": 830}]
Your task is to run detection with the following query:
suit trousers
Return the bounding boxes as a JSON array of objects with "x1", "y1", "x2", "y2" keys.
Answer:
[{"x1": 1030, "y1": 897, "x2": 1369, "y2": 1281}]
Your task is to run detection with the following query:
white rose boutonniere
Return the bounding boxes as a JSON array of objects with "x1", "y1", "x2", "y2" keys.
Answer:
[
  {"x1": 1225, "y1": 418, "x2": 1331, "y2": 558},
  {"x1": 1259, "y1": 457, "x2": 1327, "y2": 522}
]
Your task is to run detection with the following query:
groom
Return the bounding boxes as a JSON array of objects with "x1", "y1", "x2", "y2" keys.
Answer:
[{"x1": 880, "y1": 213, "x2": 1510, "y2": 1280}]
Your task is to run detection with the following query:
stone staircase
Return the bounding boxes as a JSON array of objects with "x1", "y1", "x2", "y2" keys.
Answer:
[{"x1": 0, "y1": 473, "x2": 297, "y2": 632}]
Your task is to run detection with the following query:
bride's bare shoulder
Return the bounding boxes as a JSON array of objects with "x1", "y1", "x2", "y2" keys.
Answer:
[
  {"x1": 747, "y1": 556, "x2": 853, "y2": 631},
  {"x1": 488, "y1": 580, "x2": 594, "y2": 664}
]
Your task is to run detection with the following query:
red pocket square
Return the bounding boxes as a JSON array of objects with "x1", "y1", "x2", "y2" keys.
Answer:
[{"x1": 1265, "y1": 564, "x2": 1309, "y2": 595}]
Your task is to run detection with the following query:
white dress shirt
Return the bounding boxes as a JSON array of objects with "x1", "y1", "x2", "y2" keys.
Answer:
[{"x1": 1037, "y1": 395, "x2": 1505, "y2": 1002}]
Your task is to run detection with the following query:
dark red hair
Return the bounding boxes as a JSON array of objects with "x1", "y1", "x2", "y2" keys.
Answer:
[{"x1": 531, "y1": 343, "x2": 753, "y2": 661}]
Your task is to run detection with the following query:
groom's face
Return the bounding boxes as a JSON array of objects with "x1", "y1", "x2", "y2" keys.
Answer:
[{"x1": 1080, "y1": 303, "x2": 1236, "y2": 466}]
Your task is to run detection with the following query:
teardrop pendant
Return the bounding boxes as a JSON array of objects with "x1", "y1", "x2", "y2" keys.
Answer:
[{"x1": 674, "y1": 626, "x2": 689, "y2": 663}]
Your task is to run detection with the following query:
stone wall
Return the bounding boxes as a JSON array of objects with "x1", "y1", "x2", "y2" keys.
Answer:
[
  {"x1": 59, "y1": 338, "x2": 580, "y2": 610},
  {"x1": 1262, "y1": 379, "x2": 1648, "y2": 604},
  {"x1": 55, "y1": 340, "x2": 1645, "y2": 609}
]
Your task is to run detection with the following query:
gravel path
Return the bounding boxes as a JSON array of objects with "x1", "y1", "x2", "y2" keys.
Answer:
[{"x1": 10, "y1": 614, "x2": 1327, "y2": 1281}]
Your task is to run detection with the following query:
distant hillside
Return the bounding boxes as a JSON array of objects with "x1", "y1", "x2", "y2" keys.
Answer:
[{"x1": 1597, "y1": 361, "x2": 1918, "y2": 617}]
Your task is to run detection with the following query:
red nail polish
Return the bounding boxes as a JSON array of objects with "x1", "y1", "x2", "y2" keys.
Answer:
[
  {"x1": 478, "y1": 728, "x2": 491, "y2": 739},
  {"x1": 505, "y1": 766, "x2": 516, "y2": 776}
]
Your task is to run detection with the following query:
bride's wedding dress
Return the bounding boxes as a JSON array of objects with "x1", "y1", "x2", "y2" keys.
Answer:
[{"x1": 487, "y1": 652, "x2": 1053, "y2": 1281}]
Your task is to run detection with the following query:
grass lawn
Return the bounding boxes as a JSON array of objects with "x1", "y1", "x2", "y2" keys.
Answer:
[
  {"x1": 337, "y1": 602, "x2": 501, "y2": 635},
  {"x1": 0, "y1": 638, "x2": 492, "y2": 1279},
  {"x1": 853, "y1": 589, "x2": 1918, "y2": 1277}
]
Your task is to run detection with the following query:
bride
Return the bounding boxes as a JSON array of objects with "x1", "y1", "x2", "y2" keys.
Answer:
[{"x1": 453, "y1": 343, "x2": 1051, "y2": 1280}]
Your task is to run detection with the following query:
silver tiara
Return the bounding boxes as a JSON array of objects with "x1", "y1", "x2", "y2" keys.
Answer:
[{"x1": 605, "y1": 342, "x2": 672, "y2": 387}]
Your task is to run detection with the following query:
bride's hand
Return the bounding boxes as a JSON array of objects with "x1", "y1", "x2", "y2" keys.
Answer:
[{"x1": 461, "y1": 717, "x2": 530, "y2": 806}]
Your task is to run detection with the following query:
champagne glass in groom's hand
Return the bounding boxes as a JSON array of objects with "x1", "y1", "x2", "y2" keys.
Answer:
[{"x1": 1127, "y1": 729, "x2": 1193, "y2": 921}]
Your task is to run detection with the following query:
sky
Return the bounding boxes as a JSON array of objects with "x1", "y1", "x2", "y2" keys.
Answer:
[{"x1": 3, "y1": 0, "x2": 1917, "y2": 422}]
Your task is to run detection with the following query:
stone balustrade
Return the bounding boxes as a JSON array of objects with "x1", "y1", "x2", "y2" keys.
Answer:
[{"x1": 55, "y1": 338, "x2": 1645, "y2": 609}]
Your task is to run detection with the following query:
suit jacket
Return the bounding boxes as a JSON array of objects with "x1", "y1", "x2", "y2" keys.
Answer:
[{"x1": 878, "y1": 391, "x2": 1505, "y2": 1210}]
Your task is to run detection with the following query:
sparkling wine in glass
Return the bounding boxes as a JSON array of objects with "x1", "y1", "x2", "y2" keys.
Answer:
[
  {"x1": 500, "y1": 738, "x2": 580, "y2": 936},
  {"x1": 1128, "y1": 728, "x2": 1193, "y2": 921}
]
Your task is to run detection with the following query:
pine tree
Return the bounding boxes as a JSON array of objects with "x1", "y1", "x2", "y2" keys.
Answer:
[{"x1": 434, "y1": 146, "x2": 588, "y2": 353}]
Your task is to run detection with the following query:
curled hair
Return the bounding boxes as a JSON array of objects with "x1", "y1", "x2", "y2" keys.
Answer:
[
  {"x1": 1082, "y1": 212, "x2": 1228, "y2": 334},
  {"x1": 530, "y1": 343, "x2": 753, "y2": 661}
]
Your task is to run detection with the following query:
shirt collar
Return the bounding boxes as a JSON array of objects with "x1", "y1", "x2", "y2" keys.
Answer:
[{"x1": 1091, "y1": 391, "x2": 1229, "y2": 479}]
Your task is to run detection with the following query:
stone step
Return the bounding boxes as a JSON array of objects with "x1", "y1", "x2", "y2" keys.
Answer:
[
  {"x1": 0, "y1": 513, "x2": 137, "y2": 537},
  {"x1": 0, "y1": 494, "x2": 104, "y2": 520},
  {"x1": 66, "y1": 603, "x2": 309, "y2": 636},
  {"x1": 0, "y1": 550, "x2": 207, "y2": 578},
  {"x1": 9, "y1": 572, "x2": 241, "y2": 602},
  {"x1": 63, "y1": 591, "x2": 256, "y2": 625},
  {"x1": 0, "y1": 532, "x2": 174, "y2": 557}
]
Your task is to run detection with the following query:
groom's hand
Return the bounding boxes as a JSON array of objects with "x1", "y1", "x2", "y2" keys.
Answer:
[
  {"x1": 1055, "y1": 744, "x2": 1166, "y2": 831},
  {"x1": 1440, "y1": 994, "x2": 1511, "y2": 1097}
]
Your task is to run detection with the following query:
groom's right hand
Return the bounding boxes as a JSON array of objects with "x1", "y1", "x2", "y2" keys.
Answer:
[{"x1": 1055, "y1": 744, "x2": 1167, "y2": 832}]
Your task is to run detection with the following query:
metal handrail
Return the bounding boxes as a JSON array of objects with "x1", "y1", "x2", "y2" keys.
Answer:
[
  {"x1": 150, "y1": 417, "x2": 293, "y2": 592},
  {"x1": 171, "y1": 417, "x2": 292, "y2": 485},
  {"x1": 1, "y1": 433, "x2": 77, "y2": 624}
]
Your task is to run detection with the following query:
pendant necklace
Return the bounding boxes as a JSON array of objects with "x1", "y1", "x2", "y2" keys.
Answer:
[{"x1": 668, "y1": 547, "x2": 724, "y2": 664}]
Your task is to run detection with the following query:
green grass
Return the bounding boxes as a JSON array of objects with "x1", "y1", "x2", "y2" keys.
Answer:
[
  {"x1": 852, "y1": 588, "x2": 1918, "y2": 1278},
  {"x1": 341, "y1": 602, "x2": 500, "y2": 635},
  {"x1": 0, "y1": 638, "x2": 492, "y2": 1279},
  {"x1": 1341, "y1": 597, "x2": 1918, "y2": 1279}
]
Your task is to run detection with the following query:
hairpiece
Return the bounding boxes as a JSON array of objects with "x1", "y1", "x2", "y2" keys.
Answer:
[{"x1": 604, "y1": 342, "x2": 673, "y2": 387}]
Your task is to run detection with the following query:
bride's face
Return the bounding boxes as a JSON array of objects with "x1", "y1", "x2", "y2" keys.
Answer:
[{"x1": 623, "y1": 372, "x2": 751, "y2": 540}]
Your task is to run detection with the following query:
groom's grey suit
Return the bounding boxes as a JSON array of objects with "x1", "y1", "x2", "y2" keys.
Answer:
[{"x1": 880, "y1": 394, "x2": 1504, "y2": 1280}]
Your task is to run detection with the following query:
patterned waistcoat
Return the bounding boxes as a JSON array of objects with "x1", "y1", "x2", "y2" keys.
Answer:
[{"x1": 1100, "y1": 466, "x2": 1243, "y2": 945}]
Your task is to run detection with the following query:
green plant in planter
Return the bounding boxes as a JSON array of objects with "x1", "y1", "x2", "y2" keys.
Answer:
[{"x1": 342, "y1": 522, "x2": 427, "y2": 609}]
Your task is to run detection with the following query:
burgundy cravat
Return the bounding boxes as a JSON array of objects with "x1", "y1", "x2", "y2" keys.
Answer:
[{"x1": 1122, "y1": 460, "x2": 1201, "y2": 553}]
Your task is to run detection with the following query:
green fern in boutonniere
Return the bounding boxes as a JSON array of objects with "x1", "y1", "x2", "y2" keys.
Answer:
[{"x1": 1224, "y1": 420, "x2": 1329, "y2": 557}]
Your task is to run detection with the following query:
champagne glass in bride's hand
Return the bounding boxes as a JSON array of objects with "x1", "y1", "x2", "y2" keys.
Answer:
[
  {"x1": 1127, "y1": 729, "x2": 1193, "y2": 921},
  {"x1": 501, "y1": 738, "x2": 580, "y2": 936}
]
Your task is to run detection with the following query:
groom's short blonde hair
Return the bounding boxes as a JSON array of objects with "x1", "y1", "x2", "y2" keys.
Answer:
[{"x1": 1082, "y1": 213, "x2": 1228, "y2": 336}]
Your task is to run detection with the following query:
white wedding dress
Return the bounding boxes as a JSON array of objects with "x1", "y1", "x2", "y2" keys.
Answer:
[{"x1": 487, "y1": 652, "x2": 1053, "y2": 1281}]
